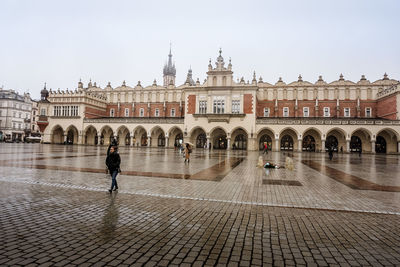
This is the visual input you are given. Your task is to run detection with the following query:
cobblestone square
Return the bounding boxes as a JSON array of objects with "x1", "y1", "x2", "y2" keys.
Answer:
[{"x1": 0, "y1": 144, "x2": 399, "y2": 266}]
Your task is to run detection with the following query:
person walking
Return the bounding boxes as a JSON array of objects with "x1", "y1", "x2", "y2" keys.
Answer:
[
  {"x1": 263, "y1": 143, "x2": 268, "y2": 154},
  {"x1": 184, "y1": 143, "x2": 191, "y2": 163},
  {"x1": 328, "y1": 146, "x2": 333, "y2": 160},
  {"x1": 106, "y1": 146, "x2": 121, "y2": 193}
]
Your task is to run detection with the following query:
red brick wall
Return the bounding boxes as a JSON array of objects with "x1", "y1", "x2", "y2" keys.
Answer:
[
  {"x1": 187, "y1": 95, "x2": 196, "y2": 114},
  {"x1": 256, "y1": 100, "x2": 275, "y2": 117},
  {"x1": 377, "y1": 95, "x2": 397, "y2": 119},
  {"x1": 255, "y1": 100, "x2": 380, "y2": 118},
  {"x1": 85, "y1": 106, "x2": 107, "y2": 118},
  {"x1": 297, "y1": 101, "x2": 315, "y2": 117},
  {"x1": 243, "y1": 94, "x2": 253, "y2": 114}
]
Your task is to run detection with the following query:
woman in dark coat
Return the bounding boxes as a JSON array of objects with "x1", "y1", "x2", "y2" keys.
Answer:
[{"x1": 106, "y1": 146, "x2": 121, "y2": 193}]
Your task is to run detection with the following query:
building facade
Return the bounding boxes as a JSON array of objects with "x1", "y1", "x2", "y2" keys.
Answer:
[
  {"x1": 0, "y1": 88, "x2": 34, "y2": 142},
  {"x1": 38, "y1": 49, "x2": 400, "y2": 153}
]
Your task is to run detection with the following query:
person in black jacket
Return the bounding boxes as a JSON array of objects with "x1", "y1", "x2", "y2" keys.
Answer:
[{"x1": 106, "y1": 146, "x2": 121, "y2": 193}]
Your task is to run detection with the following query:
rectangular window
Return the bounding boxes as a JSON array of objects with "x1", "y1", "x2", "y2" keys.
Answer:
[
  {"x1": 171, "y1": 108, "x2": 176, "y2": 117},
  {"x1": 365, "y1": 107, "x2": 371, "y2": 118},
  {"x1": 155, "y1": 108, "x2": 159, "y2": 117},
  {"x1": 344, "y1": 108, "x2": 350, "y2": 117},
  {"x1": 263, "y1": 108, "x2": 270, "y2": 117},
  {"x1": 213, "y1": 97, "x2": 225, "y2": 114},
  {"x1": 139, "y1": 108, "x2": 144, "y2": 117},
  {"x1": 19, "y1": 112, "x2": 21, "y2": 118},
  {"x1": 324, "y1": 107, "x2": 330, "y2": 117},
  {"x1": 232, "y1": 100, "x2": 240, "y2": 113},
  {"x1": 199, "y1": 101, "x2": 207, "y2": 114},
  {"x1": 125, "y1": 108, "x2": 129, "y2": 117},
  {"x1": 110, "y1": 108, "x2": 115, "y2": 117},
  {"x1": 283, "y1": 107, "x2": 289, "y2": 117},
  {"x1": 303, "y1": 107, "x2": 309, "y2": 117},
  {"x1": 40, "y1": 108, "x2": 46, "y2": 116},
  {"x1": 13, "y1": 111, "x2": 16, "y2": 117}
]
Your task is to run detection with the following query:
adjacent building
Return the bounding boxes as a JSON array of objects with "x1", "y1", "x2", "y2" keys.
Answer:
[
  {"x1": 0, "y1": 88, "x2": 34, "y2": 142},
  {"x1": 37, "y1": 49, "x2": 400, "y2": 153}
]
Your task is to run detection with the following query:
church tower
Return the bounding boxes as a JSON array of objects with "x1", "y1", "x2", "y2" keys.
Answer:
[{"x1": 163, "y1": 46, "x2": 176, "y2": 86}]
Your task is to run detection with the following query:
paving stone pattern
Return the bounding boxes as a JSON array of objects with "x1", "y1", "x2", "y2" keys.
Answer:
[{"x1": 0, "y1": 144, "x2": 399, "y2": 266}]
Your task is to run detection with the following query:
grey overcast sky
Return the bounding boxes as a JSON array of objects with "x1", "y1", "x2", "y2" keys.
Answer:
[{"x1": 1, "y1": 0, "x2": 399, "y2": 100}]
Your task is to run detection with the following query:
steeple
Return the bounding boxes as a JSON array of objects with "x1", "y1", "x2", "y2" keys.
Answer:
[{"x1": 163, "y1": 44, "x2": 176, "y2": 86}]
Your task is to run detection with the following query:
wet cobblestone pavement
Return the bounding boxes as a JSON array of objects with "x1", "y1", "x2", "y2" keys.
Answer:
[{"x1": 0, "y1": 144, "x2": 399, "y2": 266}]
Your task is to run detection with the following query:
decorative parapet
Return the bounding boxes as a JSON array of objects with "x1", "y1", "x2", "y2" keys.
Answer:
[
  {"x1": 377, "y1": 83, "x2": 400, "y2": 98},
  {"x1": 256, "y1": 117, "x2": 400, "y2": 125},
  {"x1": 84, "y1": 117, "x2": 184, "y2": 124},
  {"x1": 193, "y1": 113, "x2": 246, "y2": 123}
]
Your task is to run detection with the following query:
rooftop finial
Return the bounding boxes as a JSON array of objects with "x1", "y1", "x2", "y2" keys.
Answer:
[{"x1": 219, "y1": 47, "x2": 222, "y2": 56}]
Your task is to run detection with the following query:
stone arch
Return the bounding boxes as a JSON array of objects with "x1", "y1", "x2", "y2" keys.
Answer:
[
  {"x1": 99, "y1": 125, "x2": 114, "y2": 146},
  {"x1": 279, "y1": 128, "x2": 299, "y2": 151},
  {"x1": 189, "y1": 126, "x2": 207, "y2": 148},
  {"x1": 376, "y1": 128, "x2": 399, "y2": 153},
  {"x1": 257, "y1": 127, "x2": 275, "y2": 151},
  {"x1": 83, "y1": 125, "x2": 98, "y2": 145},
  {"x1": 133, "y1": 126, "x2": 147, "y2": 146},
  {"x1": 326, "y1": 127, "x2": 347, "y2": 152},
  {"x1": 65, "y1": 125, "x2": 79, "y2": 145},
  {"x1": 279, "y1": 127, "x2": 299, "y2": 151},
  {"x1": 117, "y1": 125, "x2": 130, "y2": 146},
  {"x1": 231, "y1": 127, "x2": 248, "y2": 150},
  {"x1": 351, "y1": 128, "x2": 372, "y2": 152},
  {"x1": 302, "y1": 128, "x2": 322, "y2": 152},
  {"x1": 168, "y1": 126, "x2": 184, "y2": 148},
  {"x1": 51, "y1": 125, "x2": 64, "y2": 144},
  {"x1": 210, "y1": 127, "x2": 228, "y2": 149},
  {"x1": 150, "y1": 126, "x2": 165, "y2": 147}
]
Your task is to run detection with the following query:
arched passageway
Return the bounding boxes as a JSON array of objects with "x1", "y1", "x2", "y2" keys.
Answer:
[
  {"x1": 351, "y1": 129, "x2": 371, "y2": 152},
  {"x1": 196, "y1": 133, "x2": 207, "y2": 148},
  {"x1": 376, "y1": 136, "x2": 386, "y2": 153},
  {"x1": 302, "y1": 128, "x2": 321, "y2": 152},
  {"x1": 100, "y1": 126, "x2": 114, "y2": 145},
  {"x1": 66, "y1": 126, "x2": 79, "y2": 145},
  {"x1": 211, "y1": 128, "x2": 227, "y2": 149},
  {"x1": 326, "y1": 128, "x2": 346, "y2": 152},
  {"x1": 281, "y1": 135, "x2": 294, "y2": 151},
  {"x1": 158, "y1": 133, "x2": 165, "y2": 147},
  {"x1": 302, "y1": 135, "x2": 316, "y2": 152},
  {"x1": 376, "y1": 129, "x2": 399, "y2": 153},
  {"x1": 84, "y1": 126, "x2": 97, "y2": 145},
  {"x1": 350, "y1": 136, "x2": 362, "y2": 152},
  {"x1": 51, "y1": 125, "x2": 64, "y2": 144},
  {"x1": 231, "y1": 128, "x2": 247, "y2": 150},
  {"x1": 257, "y1": 128, "x2": 274, "y2": 151},
  {"x1": 325, "y1": 135, "x2": 338, "y2": 152},
  {"x1": 117, "y1": 127, "x2": 130, "y2": 146}
]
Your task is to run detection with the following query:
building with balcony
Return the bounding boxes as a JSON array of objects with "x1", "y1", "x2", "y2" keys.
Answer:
[{"x1": 37, "y1": 49, "x2": 400, "y2": 153}]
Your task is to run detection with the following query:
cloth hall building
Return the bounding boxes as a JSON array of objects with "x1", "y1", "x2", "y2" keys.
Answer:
[{"x1": 37, "y1": 49, "x2": 400, "y2": 154}]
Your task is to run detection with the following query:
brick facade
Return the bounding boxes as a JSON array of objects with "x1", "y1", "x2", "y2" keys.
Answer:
[
  {"x1": 377, "y1": 95, "x2": 397, "y2": 120},
  {"x1": 243, "y1": 94, "x2": 253, "y2": 114},
  {"x1": 187, "y1": 95, "x2": 196, "y2": 114}
]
